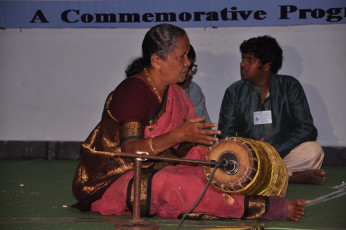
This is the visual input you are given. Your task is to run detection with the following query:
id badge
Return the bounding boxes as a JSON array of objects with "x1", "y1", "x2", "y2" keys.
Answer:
[{"x1": 254, "y1": 111, "x2": 272, "y2": 125}]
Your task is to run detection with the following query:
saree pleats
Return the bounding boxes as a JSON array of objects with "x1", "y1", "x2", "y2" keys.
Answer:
[{"x1": 72, "y1": 91, "x2": 153, "y2": 211}]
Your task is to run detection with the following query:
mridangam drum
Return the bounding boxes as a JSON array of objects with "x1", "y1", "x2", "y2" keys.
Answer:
[{"x1": 204, "y1": 137, "x2": 288, "y2": 197}]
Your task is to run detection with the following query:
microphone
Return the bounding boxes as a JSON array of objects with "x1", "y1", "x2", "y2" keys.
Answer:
[{"x1": 216, "y1": 152, "x2": 240, "y2": 175}]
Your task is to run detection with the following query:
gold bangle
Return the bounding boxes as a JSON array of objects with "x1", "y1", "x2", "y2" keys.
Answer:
[{"x1": 149, "y1": 137, "x2": 156, "y2": 154}]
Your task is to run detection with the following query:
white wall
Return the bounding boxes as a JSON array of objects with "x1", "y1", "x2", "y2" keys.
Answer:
[{"x1": 0, "y1": 24, "x2": 345, "y2": 146}]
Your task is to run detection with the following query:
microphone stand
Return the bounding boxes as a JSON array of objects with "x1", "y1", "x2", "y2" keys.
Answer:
[{"x1": 113, "y1": 151, "x2": 219, "y2": 230}]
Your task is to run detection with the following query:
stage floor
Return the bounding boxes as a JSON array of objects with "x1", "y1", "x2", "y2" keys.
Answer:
[{"x1": 0, "y1": 159, "x2": 345, "y2": 230}]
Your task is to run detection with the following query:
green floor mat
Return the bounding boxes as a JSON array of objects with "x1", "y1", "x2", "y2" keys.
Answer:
[{"x1": 0, "y1": 159, "x2": 345, "y2": 229}]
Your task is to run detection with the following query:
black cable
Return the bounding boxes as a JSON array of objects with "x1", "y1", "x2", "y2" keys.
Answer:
[{"x1": 177, "y1": 159, "x2": 225, "y2": 230}]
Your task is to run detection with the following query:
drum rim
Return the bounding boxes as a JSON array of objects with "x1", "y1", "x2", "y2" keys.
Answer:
[{"x1": 205, "y1": 137, "x2": 261, "y2": 194}]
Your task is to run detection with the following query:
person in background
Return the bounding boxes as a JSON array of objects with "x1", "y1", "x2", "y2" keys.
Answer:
[
  {"x1": 72, "y1": 24, "x2": 306, "y2": 222},
  {"x1": 178, "y1": 44, "x2": 211, "y2": 123},
  {"x1": 218, "y1": 35, "x2": 325, "y2": 185}
]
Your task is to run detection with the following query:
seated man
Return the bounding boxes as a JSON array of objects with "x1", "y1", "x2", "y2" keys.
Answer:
[
  {"x1": 218, "y1": 35, "x2": 325, "y2": 184},
  {"x1": 179, "y1": 44, "x2": 211, "y2": 123}
]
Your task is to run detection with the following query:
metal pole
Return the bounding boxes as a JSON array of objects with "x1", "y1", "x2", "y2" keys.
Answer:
[
  {"x1": 113, "y1": 152, "x2": 217, "y2": 167},
  {"x1": 133, "y1": 158, "x2": 141, "y2": 221}
]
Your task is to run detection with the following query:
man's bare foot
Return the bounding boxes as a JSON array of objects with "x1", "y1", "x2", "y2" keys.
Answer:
[
  {"x1": 289, "y1": 169, "x2": 326, "y2": 184},
  {"x1": 287, "y1": 199, "x2": 306, "y2": 221}
]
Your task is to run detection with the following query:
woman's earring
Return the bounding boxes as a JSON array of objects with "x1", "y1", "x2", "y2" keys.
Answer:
[{"x1": 157, "y1": 66, "x2": 161, "y2": 70}]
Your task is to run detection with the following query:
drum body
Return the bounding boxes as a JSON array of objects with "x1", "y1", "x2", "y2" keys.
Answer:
[{"x1": 204, "y1": 137, "x2": 288, "y2": 197}]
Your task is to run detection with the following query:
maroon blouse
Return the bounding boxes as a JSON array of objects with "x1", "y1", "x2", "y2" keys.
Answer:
[{"x1": 109, "y1": 77, "x2": 161, "y2": 125}]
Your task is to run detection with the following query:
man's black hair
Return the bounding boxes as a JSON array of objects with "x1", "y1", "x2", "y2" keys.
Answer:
[{"x1": 240, "y1": 35, "x2": 283, "y2": 74}]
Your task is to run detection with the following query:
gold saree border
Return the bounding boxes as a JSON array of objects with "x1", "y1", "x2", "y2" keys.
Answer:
[
  {"x1": 126, "y1": 168, "x2": 158, "y2": 217},
  {"x1": 242, "y1": 195, "x2": 268, "y2": 220},
  {"x1": 176, "y1": 195, "x2": 268, "y2": 221},
  {"x1": 119, "y1": 121, "x2": 145, "y2": 142}
]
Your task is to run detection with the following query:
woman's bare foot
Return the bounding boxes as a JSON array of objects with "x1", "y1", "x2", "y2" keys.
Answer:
[
  {"x1": 289, "y1": 169, "x2": 326, "y2": 184},
  {"x1": 287, "y1": 199, "x2": 306, "y2": 221}
]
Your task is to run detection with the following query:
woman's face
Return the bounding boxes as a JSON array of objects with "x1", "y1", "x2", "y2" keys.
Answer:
[{"x1": 159, "y1": 35, "x2": 191, "y2": 85}]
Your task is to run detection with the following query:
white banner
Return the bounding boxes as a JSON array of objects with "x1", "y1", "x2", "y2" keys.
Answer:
[{"x1": 1, "y1": 0, "x2": 345, "y2": 28}]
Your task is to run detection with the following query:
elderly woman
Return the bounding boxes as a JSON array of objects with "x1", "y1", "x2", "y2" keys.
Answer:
[{"x1": 72, "y1": 23, "x2": 305, "y2": 222}]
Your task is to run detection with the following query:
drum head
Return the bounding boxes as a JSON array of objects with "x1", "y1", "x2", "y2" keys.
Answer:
[{"x1": 205, "y1": 137, "x2": 258, "y2": 193}]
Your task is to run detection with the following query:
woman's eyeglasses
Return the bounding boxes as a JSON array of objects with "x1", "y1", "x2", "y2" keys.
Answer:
[{"x1": 189, "y1": 64, "x2": 198, "y2": 75}]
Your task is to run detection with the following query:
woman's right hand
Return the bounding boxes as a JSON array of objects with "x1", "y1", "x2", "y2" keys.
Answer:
[
  {"x1": 174, "y1": 117, "x2": 220, "y2": 146},
  {"x1": 121, "y1": 117, "x2": 220, "y2": 156}
]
